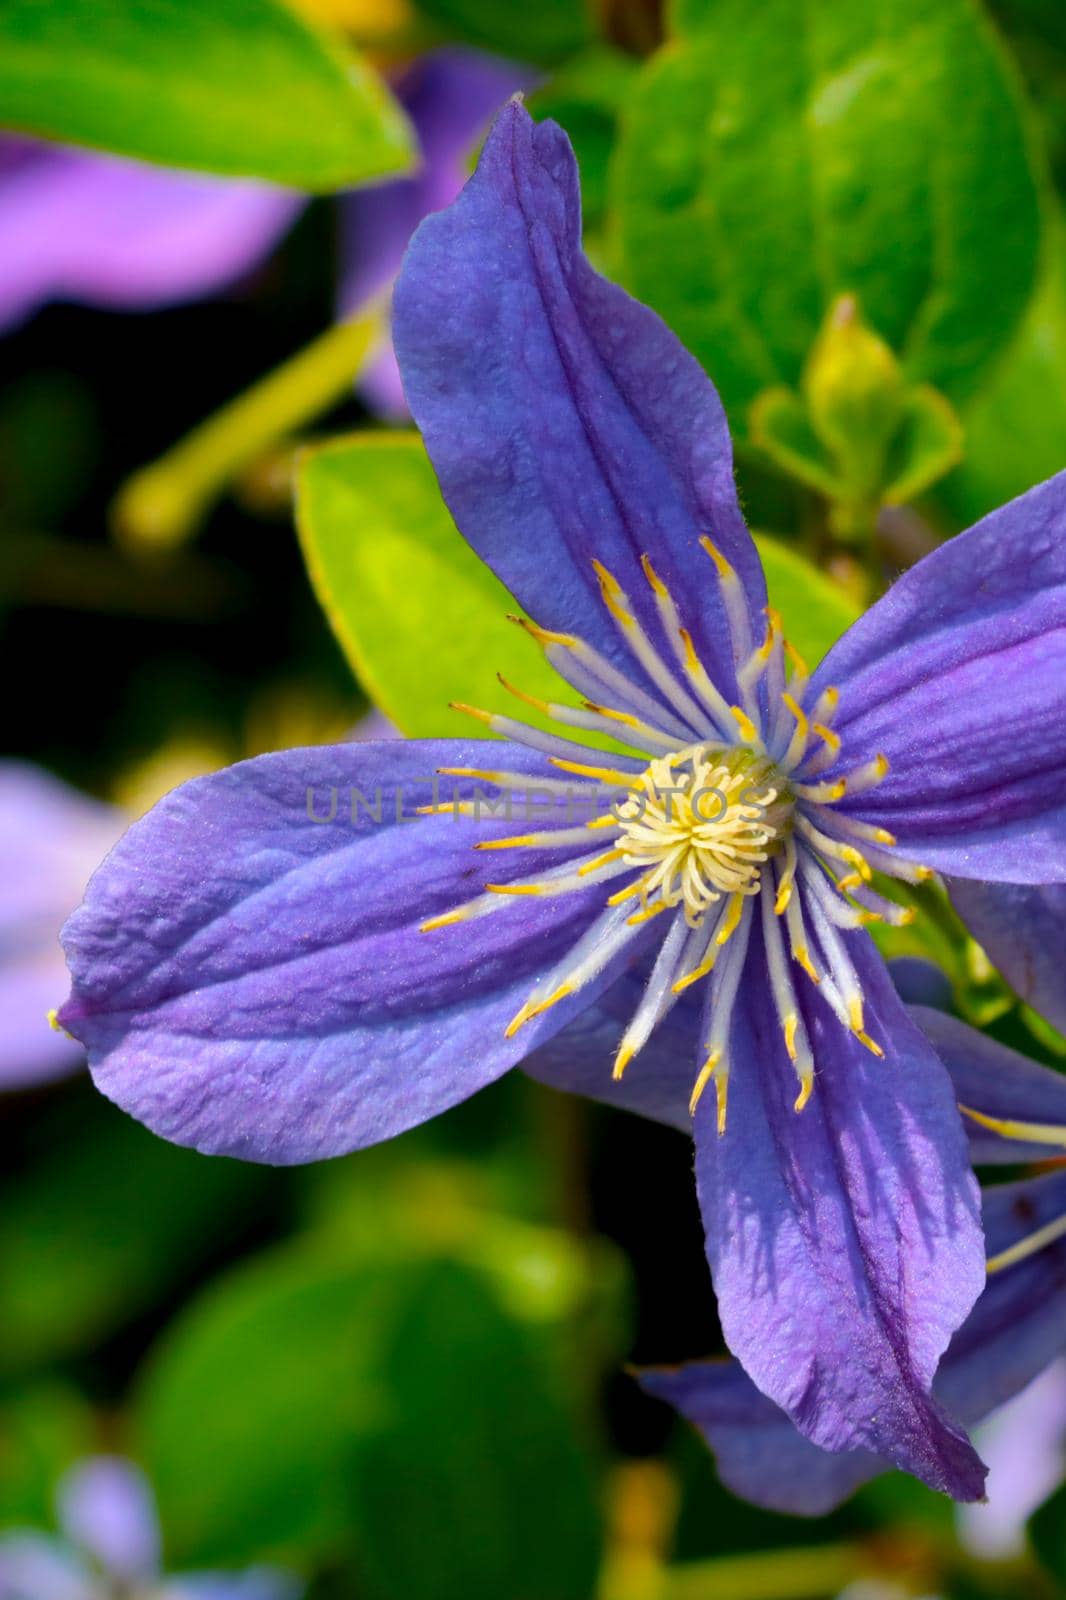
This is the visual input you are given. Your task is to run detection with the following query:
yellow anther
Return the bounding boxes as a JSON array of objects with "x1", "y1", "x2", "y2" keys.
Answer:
[
  {"x1": 730, "y1": 705, "x2": 759, "y2": 743},
  {"x1": 781, "y1": 693, "x2": 808, "y2": 737},
  {"x1": 792, "y1": 944, "x2": 821, "y2": 985},
  {"x1": 855, "y1": 1028, "x2": 885, "y2": 1058},
  {"x1": 716, "y1": 1074, "x2": 729, "y2": 1135},
  {"x1": 627, "y1": 899, "x2": 669, "y2": 927},
  {"x1": 784, "y1": 639, "x2": 809, "y2": 679},
  {"x1": 608, "y1": 874, "x2": 652, "y2": 907},
  {"x1": 577, "y1": 847, "x2": 625, "y2": 876},
  {"x1": 592, "y1": 559, "x2": 634, "y2": 626},
  {"x1": 699, "y1": 535, "x2": 736, "y2": 582},
  {"x1": 774, "y1": 877, "x2": 793, "y2": 915},
  {"x1": 613, "y1": 1041, "x2": 637, "y2": 1080},
  {"x1": 506, "y1": 613, "x2": 576, "y2": 648},
  {"x1": 485, "y1": 882, "x2": 545, "y2": 897},
  {"x1": 783, "y1": 1013, "x2": 799, "y2": 1063},
  {"x1": 435, "y1": 766, "x2": 501, "y2": 780},
  {"x1": 583, "y1": 700, "x2": 638, "y2": 730},
  {"x1": 793, "y1": 1071, "x2": 814, "y2": 1113},
  {"x1": 475, "y1": 834, "x2": 538, "y2": 851},
  {"x1": 812, "y1": 722, "x2": 841, "y2": 754},
  {"x1": 716, "y1": 891, "x2": 745, "y2": 947},
  {"x1": 47, "y1": 1007, "x2": 72, "y2": 1037},
  {"x1": 839, "y1": 844, "x2": 873, "y2": 882},
  {"x1": 987, "y1": 1213, "x2": 1066, "y2": 1276},
  {"x1": 640, "y1": 552, "x2": 669, "y2": 598},
  {"x1": 449, "y1": 700, "x2": 495, "y2": 726},
  {"x1": 689, "y1": 1048, "x2": 722, "y2": 1118},
  {"x1": 873, "y1": 828, "x2": 897, "y2": 846},
  {"x1": 847, "y1": 996, "x2": 865, "y2": 1033},
  {"x1": 677, "y1": 626, "x2": 700, "y2": 672},
  {"x1": 420, "y1": 909, "x2": 468, "y2": 932},
  {"x1": 797, "y1": 778, "x2": 847, "y2": 803},
  {"x1": 672, "y1": 950, "x2": 719, "y2": 995},
  {"x1": 505, "y1": 982, "x2": 574, "y2": 1039},
  {"x1": 836, "y1": 872, "x2": 863, "y2": 892},
  {"x1": 959, "y1": 1105, "x2": 1066, "y2": 1151},
  {"x1": 548, "y1": 757, "x2": 642, "y2": 787},
  {"x1": 496, "y1": 673, "x2": 550, "y2": 714}
]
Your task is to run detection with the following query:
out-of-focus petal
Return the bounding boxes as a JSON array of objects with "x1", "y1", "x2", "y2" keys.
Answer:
[
  {"x1": 59, "y1": 742, "x2": 639, "y2": 1163},
  {"x1": 810, "y1": 471, "x2": 1066, "y2": 881},
  {"x1": 910, "y1": 1005, "x2": 1066, "y2": 1163},
  {"x1": 888, "y1": 955, "x2": 953, "y2": 1011},
  {"x1": 0, "y1": 138, "x2": 301, "y2": 331},
  {"x1": 0, "y1": 762, "x2": 121, "y2": 1088},
  {"x1": 57, "y1": 1457, "x2": 160, "y2": 1583},
  {"x1": 394, "y1": 102, "x2": 763, "y2": 698},
  {"x1": 958, "y1": 1359, "x2": 1066, "y2": 1558},
  {"x1": 340, "y1": 49, "x2": 530, "y2": 418},
  {"x1": 693, "y1": 929, "x2": 986, "y2": 1497},
  {"x1": 161, "y1": 1570, "x2": 304, "y2": 1600},
  {"x1": 0, "y1": 1534, "x2": 96, "y2": 1600},
  {"x1": 949, "y1": 879, "x2": 1066, "y2": 1033}
]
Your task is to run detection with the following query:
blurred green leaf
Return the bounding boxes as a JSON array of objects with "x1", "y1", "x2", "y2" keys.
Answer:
[
  {"x1": 137, "y1": 1244, "x2": 604, "y2": 1590},
  {"x1": 1030, "y1": 1480, "x2": 1066, "y2": 1581},
  {"x1": 939, "y1": 224, "x2": 1066, "y2": 528},
  {"x1": 530, "y1": 47, "x2": 640, "y2": 230},
  {"x1": 615, "y1": 0, "x2": 1044, "y2": 426},
  {"x1": 0, "y1": 1385, "x2": 95, "y2": 1526},
  {"x1": 138, "y1": 1250, "x2": 406, "y2": 1565},
  {"x1": 296, "y1": 433, "x2": 561, "y2": 739},
  {"x1": 753, "y1": 535, "x2": 859, "y2": 666},
  {"x1": 348, "y1": 1259, "x2": 602, "y2": 1600},
  {"x1": 412, "y1": 0, "x2": 591, "y2": 63},
  {"x1": 0, "y1": 0, "x2": 414, "y2": 189},
  {"x1": 0, "y1": 1091, "x2": 273, "y2": 1378}
]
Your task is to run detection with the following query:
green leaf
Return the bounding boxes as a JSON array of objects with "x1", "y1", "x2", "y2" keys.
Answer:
[
  {"x1": 0, "y1": 1087, "x2": 273, "y2": 1378},
  {"x1": 0, "y1": 1384, "x2": 96, "y2": 1526},
  {"x1": 939, "y1": 223, "x2": 1066, "y2": 527},
  {"x1": 411, "y1": 0, "x2": 591, "y2": 64},
  {"x1": 614, "y1": 0, "x2": 1044, "y2": 426},
  {"x1": 137, "y1": 1244, "x2": 603, "y2": 1589},
  {"x1": 882, "y1": 386, "x2": 963, "y2": 505},
  {"x1": 297, "y1": 433, "x2": 562, "y2": 740},
  {"x1": 753, "y1": 535, "x2": 859, "y2": 667},
  {"x1": 348, "y1": 1259, "x2": 602, "y2": 1600},
  {"x1": 0, "y1": 0, "x2": 414, "y2": 189},
  {"x1": 1031, "y1": 1481, "x2": 1066, "y2": 1581}
]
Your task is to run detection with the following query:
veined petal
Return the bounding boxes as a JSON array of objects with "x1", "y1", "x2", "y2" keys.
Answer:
[
  {"x1": 909, "y1": 1004, "x2": 1066, "y2": 1164},
  {"x1": 393, "y1": 101, "x2": 763, "y2": 698},
  {"x1": 693, "y1": 928, "x2": 986, "y2": 1496},
  {"x1": 810, "y1": 471, "x2": 1066, "y2": 881},
  {"x1": 640, "y1": 1169, "x2": 1066, "y2": 1516},
  {"x1": 948, "y1": 879, "x2": 1066, "y2": 1034},
  {"x1": 59, "y1": 742, "x2": 621, "y2": 1164}
]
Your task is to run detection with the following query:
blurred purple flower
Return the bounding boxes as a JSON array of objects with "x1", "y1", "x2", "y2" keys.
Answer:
[
  {"x1": 958, "y1": 1357, "x2": 1066, "y2": 1558},
  {"x1": 0, "y1": 1456, "x2": 301, "y2": 1599},
  {"x1": 58, "y1": 107, "x2": 1066, "y2": 1501},
  {"x1": 0, "y1": 48, "x2": 527, "y2": 421},
  {"x1": 0, "y1": 138, "x2": 302, "y2": 332},
  {"x1": 0, "y1": 763, "x2": 121, "y2": 1088}
]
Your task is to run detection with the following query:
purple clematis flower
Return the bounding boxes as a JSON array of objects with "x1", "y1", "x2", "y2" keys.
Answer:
[
  {"x1": 0, "y1": 1455, "x2": 301, "y2": 1599},
  {"x1": 0, "y1": 763, "x2": 122, "y2": 1088},
  {"x1": 0, "y1": 137, "x2": 302, "y2": 332},
  {"x1": 639, "y1": 1012, "x2": 1066, "y2": 1516},
  {"x1": 58, "y1": 104, "x2": 1066, "y2": 1500}
]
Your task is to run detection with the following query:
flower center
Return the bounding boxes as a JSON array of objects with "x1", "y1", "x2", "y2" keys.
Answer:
[{"x1": 614, "y1": 747, "x2": 792, "y2": 926}]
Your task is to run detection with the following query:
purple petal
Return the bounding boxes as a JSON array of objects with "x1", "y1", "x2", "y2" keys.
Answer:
[
  {"x1": 59, "y1": 741, "x2": 637, "y2": 1163},
  {"x1": 640, "y1": 1168, "x2": 1066, "y2": 1515},
  {"x1": 887, "y1": 955, "x2": 953, "y2": 1011},
  {"x1": 694, "y1": 928, "x2": 986, "y2": 1495},
  {"x1": 0, "y1": 1535, "x2": 95, "y2": 1600},
  {"x1": 340, "y1": 49, "x2": 532, "y2": 419},
  {"x1": 0, "y1": 762, "x2": 122, "y2": 1088},
  {"x1": 393, "y1": 101, "x2": 762, "y2": 697},
  {"x1": 811, "y1": 471, "x2": 1066, "y2": 881},
  {"x1": 0, "y1": 138, "x2": 301, "y2": 332},
  {"x1": 57, "y1": 1457, "x2": 159, "y2": 1582},
  {"x1": 909, "y1": 1004, "x2": 1066, "y2": 1163},
  {"x1": 948, "y1": 879, "x2": 1066, "y2": 1033}
]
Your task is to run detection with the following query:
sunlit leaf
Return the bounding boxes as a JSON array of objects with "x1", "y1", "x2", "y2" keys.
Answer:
[
  {"x1": 615, "y1": 0, "x2": 1044, "y2": 426},
  {"x1": 0, "y1": 0, "x2": 414, "y2": 189}
]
